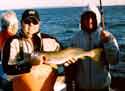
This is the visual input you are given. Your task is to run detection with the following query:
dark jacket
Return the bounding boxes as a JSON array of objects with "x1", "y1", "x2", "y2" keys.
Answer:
[{"x1": 2, "y1": 32, "x2": 62, "y2": 75}]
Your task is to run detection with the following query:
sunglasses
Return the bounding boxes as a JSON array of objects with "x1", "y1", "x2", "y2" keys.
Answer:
[{"x1": 23, "y1": 18, "x2": 39, "y2": 25}]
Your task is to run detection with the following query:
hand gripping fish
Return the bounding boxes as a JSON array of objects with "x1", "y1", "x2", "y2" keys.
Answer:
[{"x1": 30, "y1": 48, "x2": 103, "y2": 67}]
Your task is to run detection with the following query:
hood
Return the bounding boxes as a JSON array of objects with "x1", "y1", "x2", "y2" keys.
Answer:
[{"x1": 86, "y1": 3, "x2": 101, "y2": 26}]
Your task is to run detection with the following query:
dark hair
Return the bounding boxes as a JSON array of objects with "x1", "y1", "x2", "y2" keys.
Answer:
[{"x1": 80, "y1": 11, "x2": 97, "y2": 32}]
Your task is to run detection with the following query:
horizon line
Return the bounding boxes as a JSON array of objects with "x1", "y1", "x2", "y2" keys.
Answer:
[{"x1": 0, "y1": 4, "x2": 124, "y2": 11}]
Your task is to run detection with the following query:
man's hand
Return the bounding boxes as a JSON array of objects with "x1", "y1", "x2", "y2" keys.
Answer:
[
  {"x1": 101, "y1": 30, "x2": 110, "y2": 43},
  {"x1": 30, "y1": 52, "x2": 43, "y2": 65},
  {"x1": 64, "y1": 57, "x2": 76, "y2": 67}
]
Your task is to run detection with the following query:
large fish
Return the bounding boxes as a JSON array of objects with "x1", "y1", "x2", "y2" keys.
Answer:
[
  {"x1": 12, "y1": 48, "x2": 103, "y2": 91},
  {"x1": 31, "y1": 48, "x2": 103, "y2": 66}
]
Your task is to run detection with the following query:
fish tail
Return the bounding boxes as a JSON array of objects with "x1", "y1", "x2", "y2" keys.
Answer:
[{"x1": 90, "y1": 48, "x2": 103, "y2": 62}]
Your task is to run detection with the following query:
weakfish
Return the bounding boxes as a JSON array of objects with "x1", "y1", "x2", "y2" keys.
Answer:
[{"x1": 31, "y1": 48, "x2": 103, "y2": 66}]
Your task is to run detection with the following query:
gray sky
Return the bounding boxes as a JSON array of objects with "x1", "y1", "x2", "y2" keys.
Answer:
[{"x1": 0, "y1": 0, "x2": 125, "y2": 10}]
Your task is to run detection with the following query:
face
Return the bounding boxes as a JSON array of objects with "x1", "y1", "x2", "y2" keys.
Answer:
[
  {"x1": 7, "y1": 23, "x2": 18, "y2": 36},
  {"x1": 81, "y1": 12, "x2": 97, "y2": 33},
  {"x1": 22, "y1": 17, "x2": 40, "y2": 38},
  {"x1": 5, "y1": 15, "x2": 18, "y2": 36},
  {"x1": 85, "y1": 17, "x2": 94, "y2": 32}
]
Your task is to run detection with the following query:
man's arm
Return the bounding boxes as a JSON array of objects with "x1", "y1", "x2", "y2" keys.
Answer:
[
  {"x1": 101, "y1": 31, "x2": 120, "y2": 65},
  {"x1": 2, "y1": 38, "x2": 31, "y2": 75}
]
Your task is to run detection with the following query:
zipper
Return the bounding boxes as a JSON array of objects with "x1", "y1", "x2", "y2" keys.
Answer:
[{"x1": 88, "y1": 33, "x2": 92, "y2": 88}]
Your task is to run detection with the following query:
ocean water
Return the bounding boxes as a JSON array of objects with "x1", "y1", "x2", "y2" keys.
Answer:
[{"x1": 0, "y1": 6, "x2": 125, "y2": 76}]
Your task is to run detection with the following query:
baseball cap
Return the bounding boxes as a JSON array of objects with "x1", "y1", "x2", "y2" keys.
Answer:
[{"x1": 21, "y1": 9, "x2": 40, "y2": 22}]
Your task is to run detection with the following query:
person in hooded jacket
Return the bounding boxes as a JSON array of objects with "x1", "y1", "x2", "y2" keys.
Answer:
[{"x1": 65, "y1": 6, "x2": 119, "y2": 91}]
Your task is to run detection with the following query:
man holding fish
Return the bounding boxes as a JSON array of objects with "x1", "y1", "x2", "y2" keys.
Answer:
[
  {"x1": 65, "y1": 4, "x2": 120, "y2": 91},
  {"x1": 1, "y1": 9, "x2": 65, "y2": 91},
  {"x1": 1, "y1": 9, "x2": 89, "y2": 91}
]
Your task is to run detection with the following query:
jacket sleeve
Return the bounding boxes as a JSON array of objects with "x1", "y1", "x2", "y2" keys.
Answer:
[
  {"x1": 2, "y1": 38, "x2": 31, "y2": 75},
  {"x1": 103, "y1": 33, "x2": 120, "y2": 65}
]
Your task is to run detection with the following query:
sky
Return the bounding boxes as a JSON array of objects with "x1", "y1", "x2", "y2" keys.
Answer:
[{"x1": 0, "y1": 0, "x2": 125, "y2": 10}]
